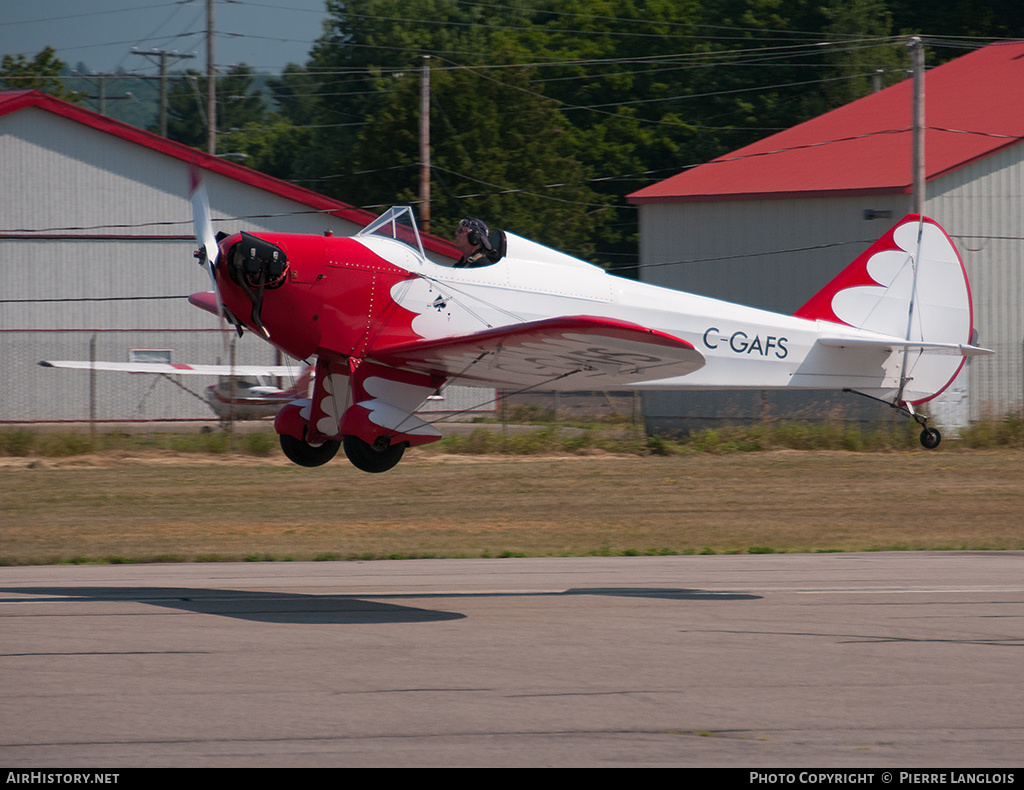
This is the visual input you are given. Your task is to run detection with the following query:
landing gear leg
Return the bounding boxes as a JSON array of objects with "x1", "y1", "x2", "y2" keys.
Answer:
[
  {"x1": 904, "y1": 401, "x2": 941, "y2": 449},
  {"x1": 842, "y1": 389, "x2": 941, "y2": 449}
]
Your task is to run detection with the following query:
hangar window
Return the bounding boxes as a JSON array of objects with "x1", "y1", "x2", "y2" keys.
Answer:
[{"x1": 129, "y1": 349, "x2": 174, "y2": 365}]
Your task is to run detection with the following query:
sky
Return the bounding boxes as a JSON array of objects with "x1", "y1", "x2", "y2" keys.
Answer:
[{"x1": 0, "y1": 0, "x2": 331, "y2": 75}]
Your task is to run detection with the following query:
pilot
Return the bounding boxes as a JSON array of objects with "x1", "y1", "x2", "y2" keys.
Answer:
[{"x1": 453, "y1": 217, "x2": 493, "y2": 268}]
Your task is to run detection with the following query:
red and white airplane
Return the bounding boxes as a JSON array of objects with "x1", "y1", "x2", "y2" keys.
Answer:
[{"x1": 185, "y1": 176, "x2": 990, "y2": 472}]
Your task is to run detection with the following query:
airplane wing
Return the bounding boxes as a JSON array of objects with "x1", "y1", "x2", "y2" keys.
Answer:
[
  {"x1": 39, "y1": 360, "x2": 302, "y2": 377},
  {"x1": 368, "y1": 315, "x2": 705, "y2": 390}
]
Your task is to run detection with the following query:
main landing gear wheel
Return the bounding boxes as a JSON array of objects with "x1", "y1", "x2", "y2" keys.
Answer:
[
  {"x1": 920, "y1": 427, "x2": 942, "y2": 449},
  {"x1": 279, "y1": 434, "x2": 341, "y2": 467},
  {"x1": 343, "y1": 435, "x2": 405, "y2": 473}
]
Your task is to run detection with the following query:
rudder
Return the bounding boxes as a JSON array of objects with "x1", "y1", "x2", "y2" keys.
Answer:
[{"x1": 793, "y1": 214, "x2": 975, "y2": 405}]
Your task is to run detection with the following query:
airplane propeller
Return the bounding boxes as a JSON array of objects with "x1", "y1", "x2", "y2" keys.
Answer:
[
  {"x1": 189, "y1": 169, "x2": 227, "y2": 322},
  {"x1": 189, "y1": 169, "x2": 285, "y2": 340}
]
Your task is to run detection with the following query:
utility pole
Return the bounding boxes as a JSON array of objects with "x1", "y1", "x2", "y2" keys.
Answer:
[
  {"x1": 73, "y1": 72, "x2": 132, "y2": 116},
  {"x1": 910, "y1": 36, "x2": 925, "y2": 215},
  {"x1": 206, "y1": 0, "x2": 217, "y2": 155},
  {"x1": 132, "y1": 49, "x2": 195, "y2": 137},
  {"x1": 419, "y1": 55, "x2": 432, "y2": 232}
]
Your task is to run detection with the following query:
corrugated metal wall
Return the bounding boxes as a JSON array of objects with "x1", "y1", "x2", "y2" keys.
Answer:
[
  {"x1": 637, "y1": 195, "x2": 913, "y2": 313},
  {"x1": 929, "y1": 147, "x2": 1024, "y2": 419},
  {"x1": 1, "y1": 108, "x2": 368, "y2": 238}
]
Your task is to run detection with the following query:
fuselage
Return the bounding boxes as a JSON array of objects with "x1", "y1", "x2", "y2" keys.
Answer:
[
  {"x1": 204, "y1": 379, "x2": 298, "y2": 420},
  {"x1": 211, "y1": 227, "x2": 903, "y2": 398},
  {"x1": 359, "y1": 232, "x2": 902, "y2": 394}
]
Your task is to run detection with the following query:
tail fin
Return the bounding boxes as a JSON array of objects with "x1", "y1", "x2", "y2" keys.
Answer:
[
  {"x1": 282, "y1": 364, "x2": 314, "y2": 399},
  {"x1": 794, "y1": 214, "x2": 985, "y2": 405}
]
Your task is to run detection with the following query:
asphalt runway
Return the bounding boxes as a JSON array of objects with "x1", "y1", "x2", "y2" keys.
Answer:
[{"x1": 1, "y1": 552, "x2": 1022, "y2": 768}]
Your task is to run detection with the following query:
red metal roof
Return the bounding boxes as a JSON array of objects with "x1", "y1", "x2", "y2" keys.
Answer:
[
  {"x1": 627, "y1": 41, "x2": 1024, "y2": 205},
  {"x1": 0, "y1": 89, "x2": 460, "y2": 258}
]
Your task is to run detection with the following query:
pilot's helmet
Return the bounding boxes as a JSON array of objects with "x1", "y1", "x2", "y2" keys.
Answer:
[{"x1": 458, "y1": 217, "x2": 492, "y2": 250}]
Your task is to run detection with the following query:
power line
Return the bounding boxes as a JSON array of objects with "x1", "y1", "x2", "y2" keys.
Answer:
[{"x1": 0, "y1": 3, "x2": 181, "y2": 29}]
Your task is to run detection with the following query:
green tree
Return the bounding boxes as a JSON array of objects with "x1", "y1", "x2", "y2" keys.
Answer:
[
  {"x1": 0, "y1": 47, "x2": 84, "y2": 103},
  {"x1": 785, "y1": 0, "x2": 907, "y2": 118},
  {"x1": 163, "y1": 65, "x2": 269, "y2": 158},
  {"x1": 503, "y1": 0, "x2": 710, "y2": 266},
  {"x1": 888, "y1": 0, "x2": 1024, "y2": 39},
  {"x1": 299, "y1": 0, "x2": 607, "y2": 253},
  {"x1": 164, "y1": 70, "x2": 211, "y2": 149}
]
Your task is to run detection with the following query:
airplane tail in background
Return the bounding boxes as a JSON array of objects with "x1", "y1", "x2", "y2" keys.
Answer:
[
  {"x1": 793, "y1": 214, "x2": 990, "y2": 408},
  {"x1": 282, "y1": 364, "x2": 314, "y2": 399}
]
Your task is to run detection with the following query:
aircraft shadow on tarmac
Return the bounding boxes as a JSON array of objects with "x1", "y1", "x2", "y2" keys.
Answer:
[{"x1": 0, "y1": 586, "x2": 760, "y2": 625}]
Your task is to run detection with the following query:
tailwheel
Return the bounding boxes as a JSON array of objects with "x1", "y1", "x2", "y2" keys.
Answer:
[
  {"x1": 919, "y1": 427, "x2": 942, "y2": 450},
  {"x1": 343, "y1": 435, "x2": 405, "y2": 473},
  {"x1": 279, "y1": 433, "x2": 341, "y2": 467}
]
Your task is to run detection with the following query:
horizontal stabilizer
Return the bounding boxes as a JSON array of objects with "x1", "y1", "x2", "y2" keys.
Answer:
[
  {"x1": 188, "y1": 291, "x2": 220, "y2": 316},
  {"x1": 816, "y1": 336, "x2": 994, "y2": 357},
  {"x1": 369, "y1": 315, "x2": 705, "y2": 390}
]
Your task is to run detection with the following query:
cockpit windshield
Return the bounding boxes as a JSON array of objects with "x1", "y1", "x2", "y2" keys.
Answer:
[{"x1": 355, "y1": 206, "x2": 426, "y2": 260}]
